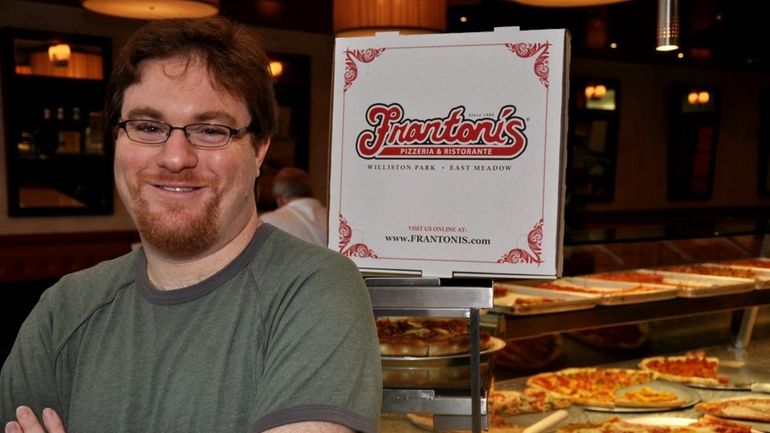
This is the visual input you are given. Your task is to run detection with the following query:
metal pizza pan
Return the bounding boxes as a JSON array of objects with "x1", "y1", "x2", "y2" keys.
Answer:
[{"x1": 582, "y1": 381, "x2": 701, "y2": 413}]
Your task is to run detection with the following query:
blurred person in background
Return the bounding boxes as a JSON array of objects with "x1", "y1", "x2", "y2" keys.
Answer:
[{"x1": 260, "y1": 167, "x2": 328, "y2": 247}]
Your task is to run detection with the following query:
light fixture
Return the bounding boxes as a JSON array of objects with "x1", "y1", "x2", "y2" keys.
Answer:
[
  {"x1": 509, "y1": 0, "x2": 629, "y2": 7},
  {"x1": 656, "y1": 0, "x2": 679, "y2": 51},
  {"x1": 687, "y1": 90, "x2": 710, "y2": 105},
  {"x1": 48, "y1": 44, "x2": 71, "y2": 67},
  {"x1": 333, "y1": 0, "x2": 446, "y2": 37},
  {"x1": 269, "y1": 61, "x2": 284, "y2": 78},
  {"x1": 584, "y1": 83, "x2": 607, "y2": 100},
  {"x1": 82, "y1": 0, "x2": 219, "y2": 20}
]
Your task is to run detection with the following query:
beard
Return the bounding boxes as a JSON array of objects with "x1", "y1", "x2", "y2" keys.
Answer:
[{"x1": 130, "y1": 173, "x2": 221, "y2": 257}]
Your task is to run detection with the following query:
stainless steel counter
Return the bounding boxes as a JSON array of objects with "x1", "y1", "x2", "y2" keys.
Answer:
[{"x1": 379, "y1": 337, "x2": 770, "y2": 432}]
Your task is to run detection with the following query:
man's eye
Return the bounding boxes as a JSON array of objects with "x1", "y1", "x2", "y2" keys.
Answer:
[
  {"x1": 198, "y1": 127, "x2": 228, "y2": 136},
  {"x1": 134, "y1": 122, "x2": 163, "y2": 133}
]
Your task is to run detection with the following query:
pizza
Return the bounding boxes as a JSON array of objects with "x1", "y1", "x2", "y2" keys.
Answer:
[
  {"x1": 406, "y1": 412, "x2": 523, "y2": 432},
  {"x1": 557, "y1": 415, "x2": 752, "y2": 433},
  {"x1": 724, "y1": 258, "x2": 770, "y2": 269},
  {"x1": 489, "y1": 388, "x2": 573, "y2": 415},
  {"x1": 614, "y1": 385, "x2": 684, "y2": 408},
  {"x1": 638, "y1": 353, "x2": 727, "y2": 385},
  {"x1": 533, "y1": 281, "x2": 659, "y2": 295},
  {"x1": 527, "y1": 367, "x2": 657, "y2": 407},
  {"x1": 662, "y1": 264, "x2": 757, "y2": 280},
  {"x1": 696, "y1": 396, "x2": 770, "y2": 422},
  {"x1": 376, "y1": 317, "x2": 492, "y2": 357},
  {"x1": 496, "y1": 334, "x2": 564, "y2": 371},
  {"x1": 587, "y1": 272, "x2": 671, "y2": 284},
  {"x1": 407, "y1": 387, "x2": 571, "y2": 432},
  {"x1": 568, "y1": 323, "x2": 650, "y2": 350}
]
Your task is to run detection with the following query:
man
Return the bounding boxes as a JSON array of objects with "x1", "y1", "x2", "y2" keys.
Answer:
[
  {"x1": 1, "y1": 17, "x2": 381, "y2": 433},
  {"x1": 260, "y1": 167, "x2": 328, "y2": 246}
]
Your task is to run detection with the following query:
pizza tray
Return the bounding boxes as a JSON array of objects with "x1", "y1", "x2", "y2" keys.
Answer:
[
  {"x1": 381, "y1": 337, "x2": 505, "y2": 390},
  {"x1": 686, "y1": 363, "x2": 770, "y2": 391},
  {"x1": 634, "y1": 269, "x2": 756, "y2": 298},
  {"x1": 565, "y1": 277, "x2": 680, "y2": 305},
  {"x1": 582, "y1": 381, "x2": 701, "y2": 413},
  {"x1": 623, "y1": 416, "x2": 766, "y2": 433},
  {"x1": 688, "y1": 263, "x2": 770, "y2": 282},
  {"x1": 722, "y1": 258, "x2": 770, "y2": 270},
  {"x1": 492, "y1": 283, "x2": 599, "y2": 315},
  {"x1": 511, "y1": 278, "x2": 678, "y2": 306}
]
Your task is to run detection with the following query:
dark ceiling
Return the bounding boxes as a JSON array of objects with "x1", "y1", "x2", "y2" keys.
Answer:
[
  {"x1": 23, "y1": 0, "x2": 770, "y2": 73},
  {"x1": 220, "y1": 0, "x2": 768, "y2": 73}
]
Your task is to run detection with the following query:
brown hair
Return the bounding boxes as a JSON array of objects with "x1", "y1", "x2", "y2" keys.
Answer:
[{"x1": 105, "y1": 16, "x2": 277, "y2": 145}]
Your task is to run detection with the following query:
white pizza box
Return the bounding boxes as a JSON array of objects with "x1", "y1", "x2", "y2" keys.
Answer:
[{"x1": 327, "y1": 27, "x2": 570, "y2": 279}]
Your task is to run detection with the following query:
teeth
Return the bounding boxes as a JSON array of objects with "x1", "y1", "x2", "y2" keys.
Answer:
[{"x1": 161, "y1": 186, "x2": 195, "y2": 192}]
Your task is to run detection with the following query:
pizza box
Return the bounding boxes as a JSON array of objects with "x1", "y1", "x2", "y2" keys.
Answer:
[
  {"x1": 492, "y1": 281, "x2": 598, "y2": 315},
  {"x1": 635, "y1": 269, "x2": 756, "y2": 298},
  {"x1": 328, "y1": 28, "x2": 570, "y2": 279},
  {"x1": 512, "y1": 277, "x2": 678, "y2": 305}
]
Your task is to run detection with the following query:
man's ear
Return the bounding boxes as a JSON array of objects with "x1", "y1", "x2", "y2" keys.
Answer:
[{"x1": 255, "y1": 137, "x2": 271, "y2": 178}]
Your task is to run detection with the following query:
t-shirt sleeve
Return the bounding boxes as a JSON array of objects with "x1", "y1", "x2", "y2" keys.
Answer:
[
  {"x1": 0, "y1": 289, "x2": 63, "y2": 425},
  {"x1": 249, "y1": 252, "x2": 382, "y2": 433}
]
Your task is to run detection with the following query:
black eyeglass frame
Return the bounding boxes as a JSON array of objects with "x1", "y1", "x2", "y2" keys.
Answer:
[{"x1": 116, "y1": 119, "x2": 257, "y2": 149}]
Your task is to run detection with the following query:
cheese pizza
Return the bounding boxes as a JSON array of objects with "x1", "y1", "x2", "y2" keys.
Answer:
[
  {"x1": 638, "y1": 353, "x2": 727, "y2": 386},
  {"x1": 557, "y1": 415, "x2": 752, "y2": 433},
  {"x1": 696, "y1": 396, "x2": 770, "y2": 423},
  {"x1": 527, "y1": 368, "x2": 657, "y2": 407},
  {"x1": 615, "y1": 386, "x2": 685, "y2": 408},
  {"x1": 407, "y1": 387, "x2": 571, "y2": 432},
  {"x1": 662, "y1": 264, "x2": 758, "y2": 280},
  {"x1": 376, "y1": 317, "x2": 492, "y2": 357}
]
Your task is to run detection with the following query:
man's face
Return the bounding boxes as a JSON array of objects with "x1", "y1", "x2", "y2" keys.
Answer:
[{"x1": 114, "y1": 56, "x2": 268, "y2": 258}]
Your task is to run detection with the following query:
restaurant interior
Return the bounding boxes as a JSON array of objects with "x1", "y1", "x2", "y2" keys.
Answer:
[{"x1": 1, "y1": 0, "x2": 769, "y2": 386}]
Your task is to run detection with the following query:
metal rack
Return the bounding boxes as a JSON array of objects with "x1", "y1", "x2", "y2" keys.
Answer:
[{"x1": 366, "y1": 277, "x2": 493, "y2": 433}]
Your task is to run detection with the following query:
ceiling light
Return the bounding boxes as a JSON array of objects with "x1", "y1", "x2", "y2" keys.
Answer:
[
  {"x1": 82, "y1": 0, "x2": 219, "y2": 20},
  {"x1": 509, "y1": 0, "x2": 629, "y2": 7},
  {"x1": 334, "y1": 0, "x2": 446, "y2": 37},
  {"x1": 656, "y1": 0, "x2": 679, "y2": 51}
]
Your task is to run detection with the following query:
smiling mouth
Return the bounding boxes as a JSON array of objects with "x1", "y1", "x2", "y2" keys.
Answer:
[{"x1": 159, "y1": 185, "x2": 197, "y2": 192}]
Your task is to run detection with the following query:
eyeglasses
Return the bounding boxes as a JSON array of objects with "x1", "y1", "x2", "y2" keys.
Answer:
[{"x1": 117, "y1": 119, "x2": 253, "y2": 149}]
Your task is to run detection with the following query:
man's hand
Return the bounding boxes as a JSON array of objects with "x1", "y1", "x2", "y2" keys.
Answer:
[{"x1": 4, "y1": 406, "x2": 65, "y2": 433}]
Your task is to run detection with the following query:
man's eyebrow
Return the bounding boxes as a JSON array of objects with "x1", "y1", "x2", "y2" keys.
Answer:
[
  {"x1": 125, "y1": 107, "x2": 163, "y2": 120},
  {"x1": 196, "y1": 111, "x2": 239, "y2": 125}
]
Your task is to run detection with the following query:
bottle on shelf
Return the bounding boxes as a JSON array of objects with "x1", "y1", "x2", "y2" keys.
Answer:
[
  {"x1": 35, "y1": 107, "x2": 57, "y2": 159},
  {"x1": 56, "y1": 105, "x2": 82, "y2": 154},
  {"x1": 84, "y1": 110, "x2": 105, "y2": 155}
]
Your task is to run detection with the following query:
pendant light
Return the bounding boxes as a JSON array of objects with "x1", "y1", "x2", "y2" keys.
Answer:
[
  {"x1": 82, "y1": 0, "x2": 220, "y2": 20},
  {"x1": 334, "y1": 0, "x2": 446, "y2": 37},
  {"x1": 655, "y1": 0, "x2": 679, "y2": 51},
  {"x1": 508, "y1": 0, "x2": 629, "y2": 7}
]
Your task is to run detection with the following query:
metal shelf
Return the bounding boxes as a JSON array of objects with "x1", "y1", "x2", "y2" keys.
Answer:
[{"x1": 367, "y1": 277, "x2": 493, "y2": 433}]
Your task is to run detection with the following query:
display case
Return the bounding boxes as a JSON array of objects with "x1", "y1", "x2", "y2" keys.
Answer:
[
  {"x1": 379, "y1": 220, "x2": 770, "y2": 432},
  {"x1": 1, "y1": 27, "x2": 113, "y2": 216}
]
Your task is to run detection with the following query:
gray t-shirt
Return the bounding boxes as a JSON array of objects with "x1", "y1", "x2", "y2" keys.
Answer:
[{"x1": 1, "y1": 224, "x2": 382, "y2": 432}]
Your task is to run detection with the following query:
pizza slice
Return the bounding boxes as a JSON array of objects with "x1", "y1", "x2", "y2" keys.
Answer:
[
  {"x1": 638, "y1": 353, "x2": 727, "y2": 385},
  {"x1": 376, "y1": 317, "x2": 493, "y2": 357},
  {"x1": 675, "y1": 415, "x2": 754, "y2": 433},
  {"x1": 615, "y1": 385, "x2": 685, "y2": 408},
  {"x1": 557, "y1": 417, "x2": 670, "y2": 433},
  {"x1": 527, "y1": 367, "x2": 656, "y2": 407},
  {"x1": 489, "y1": 388, "x2": 572, "y2": 416},
  {"x1": 696, "y1": 396, "x2": 770, "y2": 423}
]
